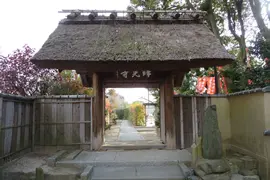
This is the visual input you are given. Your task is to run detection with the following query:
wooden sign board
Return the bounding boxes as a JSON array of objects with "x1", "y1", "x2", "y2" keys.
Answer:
[{"x1": 116, "y1": 70, "x2": 152, "y2": 80}]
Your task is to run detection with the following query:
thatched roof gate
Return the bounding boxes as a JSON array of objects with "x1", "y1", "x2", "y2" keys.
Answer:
[{"x1": 31, "y1": 10, "x2": 234, "y2": 150}]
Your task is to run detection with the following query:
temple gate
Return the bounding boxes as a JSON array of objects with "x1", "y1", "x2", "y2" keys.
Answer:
[{"x1": 31, "y1": 9, "x2": 234, "y2": 150}]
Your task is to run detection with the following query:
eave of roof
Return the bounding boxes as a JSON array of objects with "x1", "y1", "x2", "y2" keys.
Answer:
[{"x1": 31, "y1": 15, "x2": 235, "y2": 69}]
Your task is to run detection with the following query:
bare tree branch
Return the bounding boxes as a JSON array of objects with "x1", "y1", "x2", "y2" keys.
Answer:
[{"x1": 249, "y1": 0, "x2": 270, "y2": 39}]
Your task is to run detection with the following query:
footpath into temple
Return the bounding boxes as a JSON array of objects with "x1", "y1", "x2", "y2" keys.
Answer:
[{"x1": 103, "y1": 120, "x2": 165, "y2": 150}]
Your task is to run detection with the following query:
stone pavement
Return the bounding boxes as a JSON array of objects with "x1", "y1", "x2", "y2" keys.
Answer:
[
  {"x1": 1, "y1": 149, "x2": 192, "y2": 180},
  {"x1": 56, "y1": 149, "x2": 192, "y2": 180},
  {"x1": 103, "y1": 120, "x2": 164, "y2": 149},
  {"x1": 118, "y1": 120, "x2": 144, "y2": 141},
  {"x1": 104, "y1": 122, "x2": 121, "y2": 143},
  {"x1": 57, "y1": 149, "x2": 191, "y2": 167},
  {"x1": 91, "y1": 165, "x2": 186, "y2": 180}
]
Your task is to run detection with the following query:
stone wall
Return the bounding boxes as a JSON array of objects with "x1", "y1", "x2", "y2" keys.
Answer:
[
  {"x1": 208, "y1": 88, "x2": 270, "y2": 180},
  {"x1": 227, "y1": 91, "x2": 270, "y2": 180},
  {"x1": 211, "y1": 97, "x2": 231, "y2": 143},
  {"x1": 177, "y1": 88, "x2": 270, "y2": 179}
]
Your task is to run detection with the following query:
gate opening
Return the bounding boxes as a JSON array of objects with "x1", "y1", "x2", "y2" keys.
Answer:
[{"x1": 102, "y1": 88, "x2": 165, "y2": 149}]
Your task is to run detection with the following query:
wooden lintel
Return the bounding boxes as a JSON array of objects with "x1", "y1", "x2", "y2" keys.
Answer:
[
  {"x1": 33, "y1": 60, "x2": 229, "y2": 73},
  {"x1": 104, "y1": 79, "x2": 161, "y2": 83},
  {"x1": 104, "y1": 82, "x2": 160, "y2": 88}
]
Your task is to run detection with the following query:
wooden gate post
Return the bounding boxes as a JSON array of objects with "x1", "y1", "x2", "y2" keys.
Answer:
[
  {"x1": 160, "y1": 83, "x2": 166, "y2": 143},
  {"x1": 160, "y1": 74, "x2": 176, "y2": 149},
  {"x1": 0, "y1": 97, "x2": 3, "y2": 165},
  {"x1": 92, "y1": 73, "x2": 105, "y2": 150}
]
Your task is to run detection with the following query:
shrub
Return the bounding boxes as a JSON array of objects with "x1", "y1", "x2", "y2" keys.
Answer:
[
  {"x1": 116, "y1": 108, "x2": 130, "y2": 120},
  {"x1": 129, "y1": 102, "x2": 145, "y2": 126}
]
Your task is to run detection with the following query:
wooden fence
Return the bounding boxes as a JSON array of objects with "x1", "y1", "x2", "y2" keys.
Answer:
[
  {"x1": 0, "y1": 94, "x2": 34, "y2": 165},
  {"x1": 34, "y1": 95, "x2": 93, "y2": 149},
  {"x1": 174, "y1": 95, "x2": 211, "y2": 149},
  {"x1": 0, "y1": 94, "x2": 94, "y2": 165}
]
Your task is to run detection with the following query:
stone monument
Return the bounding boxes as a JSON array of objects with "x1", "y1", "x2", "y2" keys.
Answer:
[{"x1": 202, "y1": 105, "x2": 223, "y2": 159}]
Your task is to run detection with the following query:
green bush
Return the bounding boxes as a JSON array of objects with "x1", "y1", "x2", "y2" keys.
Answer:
[
  {"x1": 116, "y1": 108, "x2": 130, "y2": 120},
  {"x1": 130, "y1": 102, "x2": 145, "y2": 126},
  {"x1": 105, "y1": 124, "x2": 112, "y2": 130}
]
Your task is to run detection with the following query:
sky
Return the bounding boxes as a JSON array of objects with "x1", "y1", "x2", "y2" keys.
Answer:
[
  {"x1": 0, "y1": 0, "x2": 155, "y2": 103},
  {"x1": 107, "y1": 88, "x2": 156, "y2": 104},
  {"x1": 0, "y1": 0, "x2": 131, "y2": 54}
]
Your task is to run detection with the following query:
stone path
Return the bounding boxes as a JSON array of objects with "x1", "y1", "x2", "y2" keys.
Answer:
[
  {"x1": 118, "y1": 120, "x2": 144, "y2": 141},
  {"x1": 104, "y1": 122, "x2": 121, "y2": 143},
  {"x1": 1, "y1": 149, "x2": 192, "y2": 180},
  {"x1": 103, "y1": 120, "x2": 164, "y2": 149},
  {"x1": 57, "y1": 149, "x2": 192, "y2": 180},
  {"x1": 91, "y1": 165, "x2": 186, "y2": 180}
]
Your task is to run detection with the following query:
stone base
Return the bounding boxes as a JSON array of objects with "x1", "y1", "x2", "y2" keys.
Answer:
[{"x1": 194, "y1": 153, "x2": 260, "y2": 180}]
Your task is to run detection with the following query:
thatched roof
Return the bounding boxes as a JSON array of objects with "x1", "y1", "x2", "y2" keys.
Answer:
[{"x1": 32, "y1": 16, "x2": 234, "y2": 66}]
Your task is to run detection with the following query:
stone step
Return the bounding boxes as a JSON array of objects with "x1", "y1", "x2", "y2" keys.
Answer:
[
  {"x1": 101, "y1": 144, "x2": 166, "y2": 151},
  {"x1": 64, "y1": 150, "x2": 83, "y2": 160},
  {"x1": 81, "y1": 165, "x2": 94, "y2": 180},
  {"x1": 47, "y1": 149, "x2": 84, "y2": 167},
  {"x1": 57, "y1": 159, "x2": 183, "y2": 168},
  {"x1": 47, "y1": 150, "x2": 68, "y2": 166},
  {"x1": 90, "y1": 165, "x2": 186, "y2": 180},
  {"x1": 56, "y1": 150, "x2": 192, "y2": 169}
]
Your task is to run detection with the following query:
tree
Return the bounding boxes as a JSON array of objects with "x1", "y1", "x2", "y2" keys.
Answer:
[
  {"x1": 223, "y1": 0, "x2": 247, "y2": 64},
  {"x1": 0, "y1": 45, "x2": 57, "y2": 96},
  {"x1": 106, "y1": 89, "x2": 128, "y2": 122},
  {"x1": 116, "y1": 108, "x2": 130, "y2": 120},
  {"x1": 0, "y1": 46, "x2": 93, "y2": 96},
  {"x1": 128, "y1": 0, "x2": 181, "y2": 10},
  {"x1": 107, "y1": 89, "x2": 126, "y2": 110},
  {"x1": 129, "y1": 101, "x2": 145, "y2": 126},
  {"x1": 47, "y1": 70, "x2": 93, "y2": 95},
  {"x1": 129, "y1": 0, "x2": 228, "y2": 95},
  {"x1": 249, "y1": 0, "x2": 270, "y2": 39},
  {"x1": 128, "y1": 0, "x2": 270, "y2": 93},
  {"x1": 149, "y1": 88, "x2": 161, "y2": 127},
  {"x1": 106, "y1": 98, "x2": 113, "y2": 115}
]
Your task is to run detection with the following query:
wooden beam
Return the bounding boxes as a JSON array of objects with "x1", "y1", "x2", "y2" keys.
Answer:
[
  {"x1": 0, "y1": 97, "x2": 3, "y2": 165},
  {"x1": 104, "y1": 71, "x2": 170, "y2": 80},
  {"x1": 80, "y1": 74, "x2": 92, "y2": 87},
  {"x1": 92, "y1": 73, "x2": 104, "y2": 150},
  {"x1": 180, "y1": 97, "x2": 184, "y2": 149},
  {"x1": 160, "y1": 83, "x2": 166, "y2": 143},
  {"x1": 84, "y1": 71, "x2": 172, "y2": 88},
  {"x1": 67, "y1": 12, "x2": 81, "y2": 19},
  {"x1": 31, "y1": 101, "x2": 36, "y2": 151},
  {"x1": 104, "y1": 82, "x2": 160, "y2": 88},
  {"x1": 162, "y1": 73, "x2": 176, "y2": 149},
  {"x1": 32, "y1": 59, "x2": 231, "y2": 73}
]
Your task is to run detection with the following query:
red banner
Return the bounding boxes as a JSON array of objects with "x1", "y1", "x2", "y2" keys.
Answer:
[
  {"x1": 196, "y1": 77, "x2": 207, "y2": 94},
  {"x1": 207, "y1": 77, "x2": 216, "y2": 95}
]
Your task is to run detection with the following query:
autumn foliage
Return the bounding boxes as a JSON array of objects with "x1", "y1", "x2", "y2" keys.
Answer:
[
  {"x1": 0, "y1": 45, "x2": 93, "y2": 96},
  {"x1": 0, "y1": 45, "x2": 57, "y2": 96},
  {"x1": 129, "y1": 102, "x2": 145, "y2": 126},
  {"x1": 105, "y1": 98, "x2": 112, "y2": 114},
  {"x1": 48, "y1": 70, "x2": 93, "y2": 96}
]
